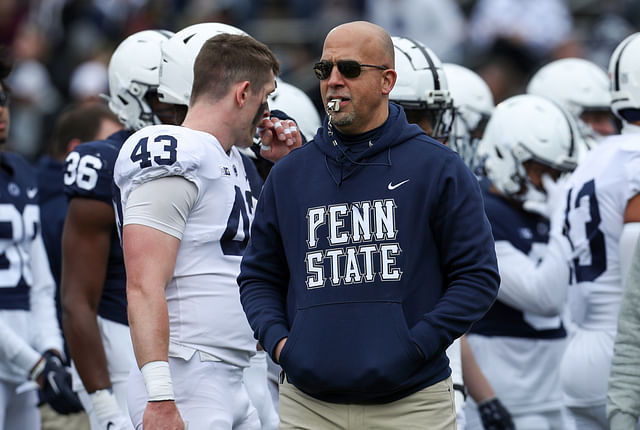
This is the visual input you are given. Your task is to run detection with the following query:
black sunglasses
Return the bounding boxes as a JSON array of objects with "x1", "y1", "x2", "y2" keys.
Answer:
[
  {"x1": 0, "y1": 91, "x2": 8, "y2": 107},
  {"x1": 313, "y1": 60, "x2": 387, "y2": 80}
]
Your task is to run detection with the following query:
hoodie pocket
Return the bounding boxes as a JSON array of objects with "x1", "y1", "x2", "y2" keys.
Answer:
[{"x1": 279, "y1": 301, "x2": 423, "y2": 396}]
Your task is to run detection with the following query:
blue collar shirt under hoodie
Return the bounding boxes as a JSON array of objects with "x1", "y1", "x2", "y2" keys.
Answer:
[{"x1": 239, "y1": 103, "x2": 500, "y2": 404}]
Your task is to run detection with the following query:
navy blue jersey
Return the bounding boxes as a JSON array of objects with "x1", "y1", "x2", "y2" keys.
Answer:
[
  {"x1": 37, "y1": 155, "x2": 67, "y2": 340},
  {"x1": 239, "y1": 152, "x2": 264, "y2": 199},
  {"x1": 37, "y1": 156, "x2": 66, "y2": 288},
  {"x1": 470, "y1": 181, "x2": 566, "y2": 339},
  {"x1": 0, "y1": 152, "x2": 42, "y2": 310},
  {"x1": 64, "y1": 130, "x2": 130, "y2": 325}
]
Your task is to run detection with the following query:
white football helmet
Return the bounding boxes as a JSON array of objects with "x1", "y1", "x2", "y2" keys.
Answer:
[
  {"x1": 527, "y1": 58, "x2": 612, "y2": 153},
  {"x1": 478, "y1": 94, "x2": 579, "y2": 203},
  {"x1": 609, "y1": 32, "x2": 640, "y2": 123},
  {"x1": 107, "y1": 29, "x2": 174, "y2": 130},
  {"x1": 268, "y1": 78, "x2": 321, "y2": 141},
  {"x1": 442, "y1": 63, "x2": 494, "y2": 171},
  {"x1": 158, "y1": 22, "x2": 248, "y2": 106},
  {"x1": 389, "y1": 36, "x2": 454, "y2": 142}
]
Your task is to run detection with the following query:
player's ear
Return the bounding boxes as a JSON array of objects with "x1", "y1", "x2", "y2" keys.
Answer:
[{"x1": 235, "y1": 81, "x2": 251, "y2": 108}]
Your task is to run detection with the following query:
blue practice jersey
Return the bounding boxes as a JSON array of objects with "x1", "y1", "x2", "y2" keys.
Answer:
[
  {"x1": 0, "y1": 152, "x2": 42, "y2": 310},
  {"x1": 37, "y1": 156, "x2": 67, "y2": 286},
  {"x1": 63, "y1": 130, "x2": 130, "y2": 326},
  {"x1": 470, "y1": 180, "x2": 566, "y2": 339}
]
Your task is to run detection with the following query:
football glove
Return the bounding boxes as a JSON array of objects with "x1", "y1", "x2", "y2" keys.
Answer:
[
  {"x1": 478, "y1": 397, "x2": 515, "y2": 430},
  {"x1": 34, "y1": 351, "x2": 83, "y2": 414},
  {"x1": 90, "y1": 388, "x2": 134, "y2": 430},
  {"x1": 522, "y1": 174, "x2": 568, "y2": 221}
]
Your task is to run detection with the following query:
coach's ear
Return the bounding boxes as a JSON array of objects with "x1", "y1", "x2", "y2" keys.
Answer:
[
  {"x1": 381, "y1": 68, "x2": 397, "y2": 95},
  {"x1": 235, "y1": 81, "x2": 251, "y2": 108}
]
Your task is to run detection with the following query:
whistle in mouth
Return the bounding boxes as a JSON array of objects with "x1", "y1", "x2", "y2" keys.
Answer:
[{"x1": 327, "y1": 99, "x2": 341, "y2": 112}]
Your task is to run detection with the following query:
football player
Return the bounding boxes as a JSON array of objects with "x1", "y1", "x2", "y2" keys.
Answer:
[
  {"x1": 561, "y1": 32, "x2": 640, "y2": 430},
  {"x1": 0, "y1": 46, "x2": 82, "y2": 429},
  {"x1": 39, "y1": 102, "x2": 121, "y2": 297},
  {"x1": 389, "y1": 37, "x2": 513, "y2": 430},
  {"x1": 388, "y1": 36, "x2": 454, "y2": 144},
  {"x1": 466, "y1": 94, "x2": 579, "y2": 430},
  {"x1": 38, "y1": 101, "x2": 121, "y2": 429},
  {"x1": 61, "y1": 29, "x2": 177, "y2": 430},
  {"x1": 527, "y1": 57, "x2": 616, "y2": 159},
  {"x1": 115, "y1": 25, "x2": 298, "y2": 430},
  {"x1": 442, "y1": 62, "x2": 494, "y2": 175}
]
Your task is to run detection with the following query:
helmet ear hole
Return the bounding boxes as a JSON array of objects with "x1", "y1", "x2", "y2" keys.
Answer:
[{"x1": 130, "y1": 83, "x2": 143, "y2": 96}]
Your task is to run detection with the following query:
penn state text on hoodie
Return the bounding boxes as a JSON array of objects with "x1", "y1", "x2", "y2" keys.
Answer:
[{"x1": 239, "y1": 103, "x2": 500, "y2": 404}]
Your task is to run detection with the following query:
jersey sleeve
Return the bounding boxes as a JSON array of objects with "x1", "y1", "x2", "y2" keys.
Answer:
[
  {"x1": 123, "y1": 176, "x2": 198, "y2": 239},
  {"x1": 0, "y1": 319, "x2": 41, "y2": 375},
  {"x1": 494, "y1": 233, "x2": 571, "y2": 316},
  {"x1": 63, "y1": 141, "x2": 119, "y2": 204},
  {"x1": 623, "y1": 149, "x2": 640, "y2": 201},
  {"x1": 29, "y1": 217, "x2": 64, "y2": 355},
  {"x1": 114, "y1": 126, "x2": 215, "y2": 206}
]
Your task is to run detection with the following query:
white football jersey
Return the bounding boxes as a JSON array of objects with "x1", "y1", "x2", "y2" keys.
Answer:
[
  {"x1": 563, "y1": 127, "x2": 640, "y2": 329},
  {"x1": 114, "y1": 125, "x2": 257, "y2": 368},
  {"x1": 561, "y1": 124, "x2": 640, "y2": 407}
]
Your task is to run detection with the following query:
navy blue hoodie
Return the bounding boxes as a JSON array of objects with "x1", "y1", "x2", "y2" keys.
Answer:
[{"x1": 239, "y1": 103, "x2": 499, "y2": 404}]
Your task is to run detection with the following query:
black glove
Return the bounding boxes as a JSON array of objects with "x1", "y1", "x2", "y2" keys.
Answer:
[
  {"x1": 478, "y1": 397, "x2": 515, "y2": 430},
  {"x1": 37, "y1": 351, "x2": 84, "y2": 414}
]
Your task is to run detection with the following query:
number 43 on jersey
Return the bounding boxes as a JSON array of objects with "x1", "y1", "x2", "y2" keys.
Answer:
[{"x1": 129, "y1": 134, "x2": 254, "y2": 257}]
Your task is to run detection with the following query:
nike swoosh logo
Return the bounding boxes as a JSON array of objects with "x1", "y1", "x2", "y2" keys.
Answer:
[
  {"x1": 388, "y1": 179, "x2": 410, "y2": 190},
  {"x1": 26, "y1": 187, "x2": 38, "y2": 199}
]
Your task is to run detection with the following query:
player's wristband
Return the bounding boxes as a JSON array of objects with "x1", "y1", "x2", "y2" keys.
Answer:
[
  {"x1": 141, "y1": 361, "x2": 175, "y2": 402},
  {"x1": 29, "y1": 357, "x2": 46, "y2": 381}
]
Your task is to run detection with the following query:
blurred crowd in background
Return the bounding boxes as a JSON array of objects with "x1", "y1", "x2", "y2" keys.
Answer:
[{"x1": 1, "y1": 0, "x2": 639, "y2": 162}]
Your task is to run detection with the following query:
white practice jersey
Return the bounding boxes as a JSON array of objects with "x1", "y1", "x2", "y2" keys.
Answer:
[
  {"x1": 563, "y1": 126, "x2": 640, "y2": 330},
  {"x1": 114, "y1": 125, "x2": 257, "y2": 368},
  {"x1": 561, "y1": 124, "x2": 640, "y2": 407}
]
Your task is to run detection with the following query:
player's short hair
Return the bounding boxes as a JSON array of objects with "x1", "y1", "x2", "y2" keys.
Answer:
[
  {"x1": 51, "y1": 102, "x2": 119, "y2": 157},
  {"x1": 191, "y1": 33, "x2": 280, "y2": 105}
]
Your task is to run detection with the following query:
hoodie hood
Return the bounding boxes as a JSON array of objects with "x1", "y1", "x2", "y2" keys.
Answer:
[{"x1": 314, "y1": 102, "x2": 424, "y2": 185}]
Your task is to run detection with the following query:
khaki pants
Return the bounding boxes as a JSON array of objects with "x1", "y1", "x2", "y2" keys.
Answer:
[
  {"x1": 279, "y1": 376, "x2": 456, "y2": 430},
  {"x1": 40, "y1": 403, "x2": 90, "y2": 430}
]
